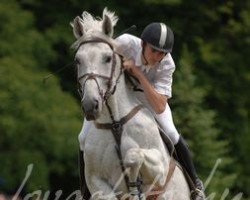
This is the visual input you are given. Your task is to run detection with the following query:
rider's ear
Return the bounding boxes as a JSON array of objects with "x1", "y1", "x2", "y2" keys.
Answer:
[
  {"x1": 102, "y1": 14, "x2": 114, "y2": 37},
  {"x1": 71, "y1": 16, "x2": 85, "y2": 39}
]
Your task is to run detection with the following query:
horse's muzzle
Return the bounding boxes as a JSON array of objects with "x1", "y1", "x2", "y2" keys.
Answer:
[{"x1": 81, "y1": 98, "x2": 100, "y2": 120}]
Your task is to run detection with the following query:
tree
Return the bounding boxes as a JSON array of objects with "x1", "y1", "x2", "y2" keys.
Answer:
[
  {"x1": 0, "y1": 0, "x2": 81, "y2": 195},
  {"x1": 189, "y1": 1, "x2": 250, "y2": 197},
  {"x1": 171, "y1": 46, "x2": 236, "y2": 199}
]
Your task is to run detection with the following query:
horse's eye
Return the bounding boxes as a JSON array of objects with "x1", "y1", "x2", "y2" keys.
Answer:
[{"x1": 103, "y1": 55, "x2": 112, "y2": 64}]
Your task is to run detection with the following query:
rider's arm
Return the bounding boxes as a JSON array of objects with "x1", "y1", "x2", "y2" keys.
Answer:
[{"x1": 123, "y1": 59, "x2": 167, "y2": 114}]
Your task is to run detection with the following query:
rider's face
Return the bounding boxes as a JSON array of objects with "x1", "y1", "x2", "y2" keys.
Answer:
[{"x1": 143, "y1": 43, "x2": 166, "y2": 65}]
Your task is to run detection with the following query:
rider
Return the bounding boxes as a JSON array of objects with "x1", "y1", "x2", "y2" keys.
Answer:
[
  {"x1": 114, "y1": 22, "x2": 206, "y2": 200},
  {"x1": 78, "y1": 22, "x2": 205, "y2": 200}
]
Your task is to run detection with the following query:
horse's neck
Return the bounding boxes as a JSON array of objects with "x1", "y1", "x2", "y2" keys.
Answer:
[{"x1": 97, "y1": 74, "x2": 140, "y2": 123}]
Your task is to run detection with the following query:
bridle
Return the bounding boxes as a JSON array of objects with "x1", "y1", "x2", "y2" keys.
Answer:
[{"x1": 76, "y1": 37, "x2": 123, "y2": 102}]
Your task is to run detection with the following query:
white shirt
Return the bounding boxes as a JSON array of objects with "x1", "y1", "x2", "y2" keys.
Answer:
[{"x1": 115, "y1": 34, "x2": 175, "y2": 98}]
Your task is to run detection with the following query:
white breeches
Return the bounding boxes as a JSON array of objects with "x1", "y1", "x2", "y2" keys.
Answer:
[
  {"x1": 78, "y1": 103, "x2": 180, "y2": 150},
  {"x1": 153, "y1": 103, "x2": 180, "y2": 145}
]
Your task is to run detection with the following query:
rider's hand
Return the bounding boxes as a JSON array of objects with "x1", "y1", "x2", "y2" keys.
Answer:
[
  {"x1": 122, "y1": 59, "x2": 140, "y2": 77},
  {"x1": 123, "y1": 59, "x2": 134, "y2": 71}
]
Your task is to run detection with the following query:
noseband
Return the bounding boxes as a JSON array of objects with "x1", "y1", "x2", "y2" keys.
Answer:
[{"x1": 77, "y1": 38, "x2": 122, "y2": 102}]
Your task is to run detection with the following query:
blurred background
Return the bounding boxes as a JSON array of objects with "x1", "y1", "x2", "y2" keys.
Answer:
[{"x1": 0, "y1": 0, "x2": 249, "y2": 199}]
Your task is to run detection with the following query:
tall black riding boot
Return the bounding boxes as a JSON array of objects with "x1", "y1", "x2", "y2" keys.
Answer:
[
  {"x1": 174, "y1": 136, "x2": 206, "y2": 200},
  {"x1": 79, "y1": 150, "x2": 91, "y2": 200}
]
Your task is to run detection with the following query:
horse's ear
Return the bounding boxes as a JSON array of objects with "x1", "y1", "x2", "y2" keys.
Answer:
[
  {"x1": 102, "y1": 15, "x2": 114, "y2": 37},
  {"x1": 71, "y1": 16, "x2": 85, "y2": 39}
]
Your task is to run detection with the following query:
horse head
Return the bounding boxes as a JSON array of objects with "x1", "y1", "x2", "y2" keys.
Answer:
[{"x1": 71, "y1": 8, "x2": 122, "y2": 120}]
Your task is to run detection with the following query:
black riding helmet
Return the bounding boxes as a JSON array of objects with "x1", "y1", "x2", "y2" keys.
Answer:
[{"x1": 141, "y1": 22, "x2": 174, "y2": 53}]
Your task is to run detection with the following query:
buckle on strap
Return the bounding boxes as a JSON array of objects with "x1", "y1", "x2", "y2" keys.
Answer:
[
  {"x1": 112, "y1": 121, "x2": 122, "y2": 132},
  {"x1": 128, "y1": 179, "x2": 143, "y2": 188}
]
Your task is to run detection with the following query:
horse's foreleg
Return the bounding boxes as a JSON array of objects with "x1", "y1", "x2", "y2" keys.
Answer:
[
  {"x1": 139, "y1": 148, "x2": 167, "y2": 187},
  {"x1": 123, "y1": 148, "x2": 144, "y2": 199},
  {"x1": 87, "y1": 176, "x2": 118, "y2": 200},
  {"x1": 125, "y1": 148, "x2": 167, "y2": 189}
]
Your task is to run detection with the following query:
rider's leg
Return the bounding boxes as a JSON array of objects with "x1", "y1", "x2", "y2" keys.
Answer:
[
  {"x1": 78, "y1": 119, "x2": 92, "y2": 200},
  {"x1": 154, "y1": 104, "x2": 205, "y2": 200},
  {"x1": 174, "y1": 136, "x2": 205, "y2": 200}
]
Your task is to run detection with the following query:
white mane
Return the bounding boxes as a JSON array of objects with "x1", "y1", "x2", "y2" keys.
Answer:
[
  {"x1": 71, "y1": 8, "x2": 118, "y2": 34},
  {"x1": 70, "y1": 8, "x2": 118, "y2": 50},
  {"x1": 84, "y1": 8, "x2": 118, "y2": 33}
]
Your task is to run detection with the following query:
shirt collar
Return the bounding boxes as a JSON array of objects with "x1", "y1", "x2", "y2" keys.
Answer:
[{"x1": 135, "y1": 48, "x2": 151, "y2": 73}]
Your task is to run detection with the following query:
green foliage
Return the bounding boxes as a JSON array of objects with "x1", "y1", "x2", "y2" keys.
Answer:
[
  {"x1": 0, "y1": 0, "x2": 81, "y2": 194},
  {"x1": 0, "y1": 57, "x2": 81, "y2": 191},
  {"x1": 191, "y1": 2, "x2": 250, "y2": 197},
  {"x1": 172, "y1": 46, "x2": 236, "y2": 198},
  {"x1": 0, "y1": 1, "x2": 56, "y2": 68}
]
